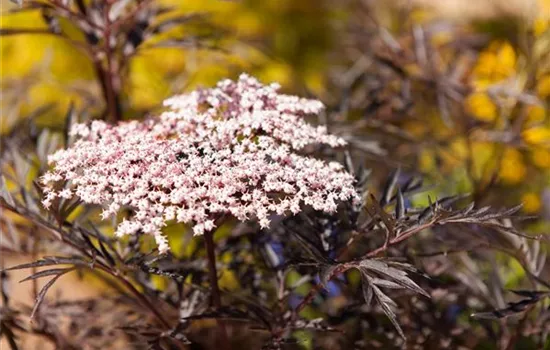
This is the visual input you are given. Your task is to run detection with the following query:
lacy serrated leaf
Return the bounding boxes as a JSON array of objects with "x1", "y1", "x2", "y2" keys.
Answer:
[
  {"x1": 369, "y1": 194, "x2": 395, "y2": 235},
  {"x1": 471, "y1": 297, "x2": 540, "y2": 320},
  {"x1": 30, "y1": 270, "x2": 72, "y2": 319},
  {"x1": 98, "y1": 239, "x2": 116, "y2": 267},
  {"x1": 380, "y1": 168, "x2": 400, "y2": 206},
  {"x1": 435, "y1": 195, "x2": 466, "y2": 209},
  {"x1": 395, "y1": 187, "x2": 405, "y2": 219},
  {"x1": 509, "y1": 290, "x2": 550, "y2": 299},
  {"x1": 402, "y1": 176, "x2": 422, "y2": 193},
  {"x1": 20, "y1": 267, "x2": 75, "y2": 283},
  {"x1": 359, "y1": 259, "x2": 429, "y2": 297},
  {"x1": 471, "y1": 289, "x2": 550, "y2": 320},
  {"x1": 372, "y1": 278, "x2": 403, "y2": 289},
  {"x1": 291, "y1": 229, "x2": 330, "y2": 262},
  {"x1": 372, "y1": 284, "x2": 405, "y2": 339},
  {"x1": 2, "y1": 256, "x2": 86, "y2": 271},
  {"x1": 417, "y1": 204, "x2": 435, "y2": 224},
  {"x1": 361, "y1": 271, "x2": 374, "y2": 306}
]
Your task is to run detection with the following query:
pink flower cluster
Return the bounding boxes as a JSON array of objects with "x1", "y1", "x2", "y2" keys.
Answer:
[{"x1": 42, "y1": 74, "x2": 358, "y2": 253}]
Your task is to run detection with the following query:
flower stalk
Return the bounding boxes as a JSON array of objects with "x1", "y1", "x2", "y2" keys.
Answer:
[{"x1": 204, "y1": 229, "x2": 222, "y2": 308}]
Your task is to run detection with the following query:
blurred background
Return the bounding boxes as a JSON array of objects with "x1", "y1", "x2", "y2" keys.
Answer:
[{"x1": 1, "y1": 0, "x2": 549, "y2": 348}]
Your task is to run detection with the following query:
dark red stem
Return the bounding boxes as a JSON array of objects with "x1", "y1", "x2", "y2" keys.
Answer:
[
  {"x1": 203, "y1": 230, "x2": 232, "y2": 349},
  {"x1": 204, "y1": 230, "x2": 222, "y2": 308}
]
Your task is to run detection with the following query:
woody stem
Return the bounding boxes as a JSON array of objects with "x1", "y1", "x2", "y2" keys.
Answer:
[{"x1": 204, "y1": 230, "x2": 222, "y2": 308}]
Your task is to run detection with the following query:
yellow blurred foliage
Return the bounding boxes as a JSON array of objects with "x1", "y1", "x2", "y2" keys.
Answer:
[
  {"x1": 527, "y1": 105, "x2": 547, "y2": 123},
  {"x1": 531, "y1": 148, "x2": 550, "y2": 168},
  {"x1": 419, "y1": 149, "x2": 437, "y2": 173},
  {"x1": 1, "y1": 0, "x2": 337, "y2": 131},
  {"x1": 151, "y1": 274, "x2": 169, "y2": 291},
  {"x1": 218, "y1": 269, "x2": 240, "y2": 291},
  {"x1": 523, "y1": 126, "x2": 550, "y2": 145},
  {"x1": 465, "y1": 92, "x2": 498, "y2": 122},
  {"x1": 499, "y1": 148, "x2": 527, "y2": 184},
  {"x1": 470, "y1": 142, "x2": 498, "y2": 181},
  {"x1": 537, "y1": 75, "x2": 550, "y2": 97},
  {"x1": 522, "y1": 191, "x2": 542, "y2": 213},
  {"x1": 473, "y1": 41, "x2": 516, "y2": 81},
  {"x1": 533, "y1": 18, "x2": 550, "y2": 36}
]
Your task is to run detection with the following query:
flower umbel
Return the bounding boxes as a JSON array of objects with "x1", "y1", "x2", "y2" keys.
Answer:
[{"x1": 42, "y1": 74, "x2": 358, "y2": 253}]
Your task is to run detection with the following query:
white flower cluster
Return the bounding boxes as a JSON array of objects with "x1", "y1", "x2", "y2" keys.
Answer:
[{"x1": 42, "y1": 74, "x2": 358, "y2": 253}]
